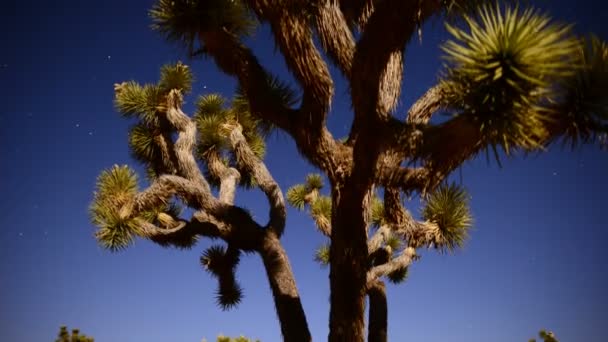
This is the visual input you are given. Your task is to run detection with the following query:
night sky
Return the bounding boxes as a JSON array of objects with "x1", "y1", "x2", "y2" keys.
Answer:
[{"x1": 1, "y1": 1, "x2": 607, "y2": 341}]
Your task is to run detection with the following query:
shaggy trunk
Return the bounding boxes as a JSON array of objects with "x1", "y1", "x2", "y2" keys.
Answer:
[
  {"x1": 367, "y1": 281, "x2": 388, "y2": 342},
  {"x1": 328, "y1": 183, "x2": 370, "y2": 342},
  {"x1": 259, "y1": 231, "x2": 311, "y2": 342}
]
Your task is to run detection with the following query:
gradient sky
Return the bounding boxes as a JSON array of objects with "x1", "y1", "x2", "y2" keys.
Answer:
[{"x1": 1, "y1": 1, "x2": 607, "y2": 341}]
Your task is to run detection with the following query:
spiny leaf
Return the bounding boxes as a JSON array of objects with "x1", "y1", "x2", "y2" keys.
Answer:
[
  {"x1": 90, "y1": 165, "x2": 143, "y2": 252},
  {"x1": 370, "y1": 196, "x2": 385, "y2": 228},
  {"x1": 422, "y1": 183, "x2": 473, "y2": 252},
  {"x1": 555, "y1": 36, "x2": 608, "y2": 147},
  {"x1": 159, "y1": 61, "x2": 194, "y2": 93},
  {"x1": 128, "y1": 123, "x2": 161, "y2": 163},
  {"x1": 314, "y1": 243, "x2": 330, "y2": 266},
  {"x1": 305, "y1": 174, "x2": 324, "y2": 191},
  {"x1": 114, "y1": 82, "x2": 165, "y2": 125},
  {"x1": 200, "y1": 245, "x2": 241, "y2": 276},
  {"x1": 386, "y1": 266, "x2": 408, "y2": 284},
  {"x1": 384, "y1": 232, "x2": 403, "y2": 251},
  {"x1": 150, "y1": 0, "x2": 256, "y2": 55},
  {"x1": 441, "y1": 3, "x2": 579, "y2": 154},
  {"x1": 216, "y1": 273, "x2": 243, "y2": 310},
  {"x1": 310, "y1": 196, "x2": 332, "y2": 221},
  {"x1": 286, "y1": 184, "x2": 308, "y2": 210},
  {"x1": 93, "y1": 165, "x2": 138, "y2": 202}
]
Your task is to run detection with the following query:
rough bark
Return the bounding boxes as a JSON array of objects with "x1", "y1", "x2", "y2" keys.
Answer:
[
  {"x1": 367, "y1": 280, "x2": 388, "y2": 342},
  {"x1": 259, "y1": 231, "x2": 312, "y2": 342},
  {"x1": 328, "y1": 181, "x2": 370, "y2": 341}
]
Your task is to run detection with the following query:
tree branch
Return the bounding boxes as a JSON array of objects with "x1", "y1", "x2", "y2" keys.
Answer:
[
  {"x1": 199, "y1": 29, "x2": 342, "y2": 175},
  {"x1": 313, "y1": 0, "x2": 355, "y2": 77},
  {"x1": 366, "y1": 247, "x2": 416, "y2": 284},
  {"x1": 165, "y1": 90, "x2": 210, "y2": 190},
  {"x1": 367, "y1": 225, "x2": 390, "y2": 255},
  {"x1": 406, "y1": 84, "x2": 447, "y2": 125},
  {"x1": 229, "y1": 125, "x2": 287, "y2": 237}
]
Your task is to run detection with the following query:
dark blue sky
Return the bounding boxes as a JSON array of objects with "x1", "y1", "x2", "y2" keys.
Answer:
[{"x1": 1, "y1": 1, "x2": 607, "y2": 341}]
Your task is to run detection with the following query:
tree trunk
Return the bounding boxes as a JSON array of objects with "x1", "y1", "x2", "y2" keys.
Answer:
[
  {"x1": 367, "y1": 281, "x2": 388, "y2": 342},
  {"x1": 259, "y1": 231, "x2": 311, "y2": 342},
  {"x1": 328, "y1": 183, "x2": 370, "y2": 342}
]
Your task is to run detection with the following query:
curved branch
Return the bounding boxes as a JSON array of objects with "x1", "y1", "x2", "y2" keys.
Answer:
[
  {"x1": 204, "y1": 149, "x2": 241, "y2": 204},
  {"x1": 366, "y1": 247, "x2": 415, "y2": 284},
  {"x1": 165, "y1": 90, "x2": 210, "y2": 190},
  {"x1": 367, "y1": 225, "x2": 390, "y2": 255},
  {"x1": 199, "y1": 29, "x2": 341, "y2": 174},
  {"x1": 314, "y1": 0, "x2": 355, "y2": 77},
  {"x1": 406, "y1": 84, "x2": 447, "y2": 125},
  {"x1": 229, "y1": 125, "x2": 287, "y2": 237},
  {"x1": 247, "y1": 0, "x2": 333, "y2": 117}
]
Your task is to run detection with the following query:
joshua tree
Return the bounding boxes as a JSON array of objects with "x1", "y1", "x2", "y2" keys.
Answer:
[
  {"x1": 91, "y1": 0, "x2": 607, "y2": 340},
  {"x1": 55, "y1": 326, "x2": 94, "y2": 342}
]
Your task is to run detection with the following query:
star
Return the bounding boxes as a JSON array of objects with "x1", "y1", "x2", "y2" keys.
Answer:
[
  {"x1": 552, "y1": 171, "x2": 558, "y2": 176},
  {"x1": 88, "y1": 131, "x2": 94, "y2": 136},
  {"x1": 107, "y1": 55, "x2": 112, "y2": 60},
  {"x1": 18, "y1": 232, "x2": 23, "y2": 237},
  {"x1": 75, "y1": 123, "x2": 80, "y2": 128}
]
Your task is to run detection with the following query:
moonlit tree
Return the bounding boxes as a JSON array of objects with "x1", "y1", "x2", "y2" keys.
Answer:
[{"x1": 91, "y1": 0, "x2": 607, "y2": 340}]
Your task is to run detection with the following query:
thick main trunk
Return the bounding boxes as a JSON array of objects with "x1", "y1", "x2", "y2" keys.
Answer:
[
  {"x1": 259, "y1": 232, "x2": 311, "y2": 342},
  {"x1": 328, "y1": 184, "x2": 370, "y2": 342},
  {"x1": 367, "y1": 281, "x2": 388, "y2": 342}
]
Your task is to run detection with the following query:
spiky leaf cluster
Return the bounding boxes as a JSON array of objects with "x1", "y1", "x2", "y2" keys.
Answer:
[
  {"x1": 200, "y1": 245, "x2": 243, "y2": 310},
  {"x1": 286, "y1": 184, "x2": 308, "y2": 210},
  {"x1": 150, "y1": 0, "x2": 255, "y2": 54},
  {"x1": 194, "y1": 93, "x2": 270, "y2": 189},
  {"x1": 314, "y1": 244, "x2": 330, "y2": 266},
  {"x1": 441, "y1": 4, "x2": 579, "y2": 153},
  {"x1": 555, "y1": 36, "x2": 608, "y2": 147},
  {"x1": 115, "y1": 82, "x2": 165, "y2": 126},
  {"x1": 311, "y1": 196, "x2": 332, "y2": 221},
  {"x1": 114, "y1": 62, "x2": 196, "y2": 179},
  {"x1": 370, "y1": 196, "x2": 385, "y2": 228},
  {"x1": 159, "y1": 62, "x2": 194, "y2": 94},
  {"x1": 386, "y1": 266, "x2": 408, "y2": 284},
  {"x1": 286, "y1": 173, "x2": 325, "y2": 210},
  {"x1": 422, "y1": 183, "x2": 473, "y2": 252},
  {"x1": 90, "y1": 165, "x2": 143, "y2": 251}
]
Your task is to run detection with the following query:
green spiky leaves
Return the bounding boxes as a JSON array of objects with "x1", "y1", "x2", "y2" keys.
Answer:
[
  {"x1": 314, "y1": 244, "x2": 330, "y2": 266},
  {"x1": 442, "y1": 4, "x2": 579, "y2": 153},
  {"x1": 194, "y1": 93, "x2": 270, "y2": 189},
  {"x1": 370, "y1": 196, "x2": 385, "y2": 228},
  {"x1": 286, "y1": 173, "x2": 326, "y2": 211},
  {"x1": 150, "y1": 0, "x2": 255, "y2": 54},
  {"x1": 200, "y1": 245, "x2": 243, "y2": 310},
  {"x1": 556, "y1": 36, "x2": 608, "y2": 147},
  {"x1": 422, "y1": 183, "x2": 473, "y2": 252},
  {"x1": 114, "y1": 82, "x2": 165, "y2": 125},
  {"x1": 286, "y1": 184, "x2": 308, "y2": 210},
  {"x1": 387, "y1": 266, "x2": 408, "y2": 284},
  {"x1": 90, "y1": 165, "x2": 141, "y2": 251},
  {"x1": 159, "y1": 62, "x2": 194, "y2": 94}
]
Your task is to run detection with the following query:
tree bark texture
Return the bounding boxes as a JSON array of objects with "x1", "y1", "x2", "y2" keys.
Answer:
[
  {"x1": 328, "y1": 182, "x2": 370, "y2": 341},
  {"x1": 367, "y1": 281, "x2": 388, "y2": 342},
  {"x1": 259, "y1": 232, "x2": 312, "y2": 342}
]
